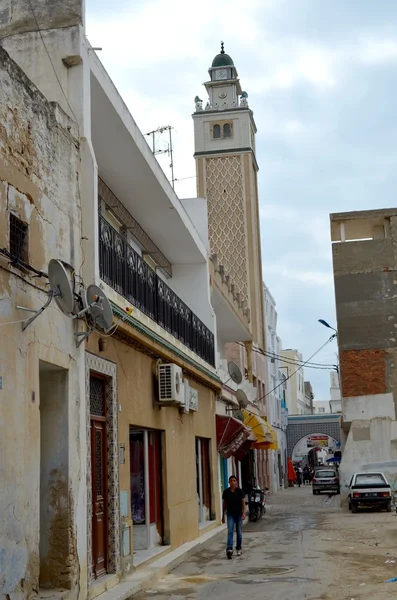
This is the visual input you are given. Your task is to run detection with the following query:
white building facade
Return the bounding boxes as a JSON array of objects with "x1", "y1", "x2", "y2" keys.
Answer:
[{"x1": 263, "y1": 284, "x2": 288, "y2": 491}]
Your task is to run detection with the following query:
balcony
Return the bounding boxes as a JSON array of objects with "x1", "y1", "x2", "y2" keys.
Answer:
[{"x1": 99, "y1": 215, "x2": 215, "y2": 367}]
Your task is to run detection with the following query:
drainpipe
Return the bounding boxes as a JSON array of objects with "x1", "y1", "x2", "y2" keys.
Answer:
[{"x1": 144, "y1": 431, "x2": 151, "y2": 548}]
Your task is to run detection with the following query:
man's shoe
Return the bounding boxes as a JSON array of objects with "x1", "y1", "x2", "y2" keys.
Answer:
[
  {"x1": 236, "y1": 549, "x2": 242, "y2": 556},
  {"x1": 226, "y1": 549, "x2": 233, "y2": 559}
]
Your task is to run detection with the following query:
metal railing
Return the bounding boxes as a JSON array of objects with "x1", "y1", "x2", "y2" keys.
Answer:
[{"x1": 99, "y1": 215, "x2": 215, "y2": 366}]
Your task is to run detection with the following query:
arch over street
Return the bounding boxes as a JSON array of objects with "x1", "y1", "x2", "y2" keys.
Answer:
[{"x1": 287, "y1": 414, "x2": 341, "y2": 459}]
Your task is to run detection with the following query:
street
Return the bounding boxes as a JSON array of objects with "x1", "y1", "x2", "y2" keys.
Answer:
[{"x1": 133, "y1": 486, "x2": 397, "y2": 600}]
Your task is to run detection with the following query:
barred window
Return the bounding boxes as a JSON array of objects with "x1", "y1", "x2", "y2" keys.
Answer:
[{"x1": 9, "y1": 214, "x2": 28, "y2": 263}]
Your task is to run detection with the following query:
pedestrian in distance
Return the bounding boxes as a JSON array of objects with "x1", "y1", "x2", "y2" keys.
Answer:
[
  {"x1": 222, "y1": 475, "x2": 246, "y2": 559},
  {"x1": 296, "y1": 466, "x2": 302, "y2": 488},
  {"x1": 303, "y1": 465, "x2": 310, "y2": 485}
]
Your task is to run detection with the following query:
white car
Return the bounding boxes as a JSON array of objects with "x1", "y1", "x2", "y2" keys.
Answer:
[{"x1": 348, "y1": 472, "x2": 392, "y2": 513}]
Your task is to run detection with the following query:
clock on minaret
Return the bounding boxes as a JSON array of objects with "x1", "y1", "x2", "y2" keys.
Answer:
[{"x1": 215, "y1": 69, "x2": 227, "y2": 80}]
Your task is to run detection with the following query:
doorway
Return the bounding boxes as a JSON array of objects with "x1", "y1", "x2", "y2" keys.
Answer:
[
  {"x1": 130, "y1": 428, "x2": 164, "y2": 551},
  {"x1": 39, "y1": 362, "x2": 70, "y2": 589},
  {"x1": 90, "y1": 375, "x2": 108, "y2": 578},
  {"x1": 196, "y1": 438, "x2": 212, "y2": 524}
]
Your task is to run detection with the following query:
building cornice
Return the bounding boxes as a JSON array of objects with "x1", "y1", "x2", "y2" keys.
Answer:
[{"x1": 194, "y1": 147, "x2": 259, "y2": 172}]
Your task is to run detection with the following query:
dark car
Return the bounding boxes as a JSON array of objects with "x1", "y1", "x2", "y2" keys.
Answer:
[
  {"x1": 312, "y1": 468, "x2": 340, "y2": 495},
  {"x1": 348, "y1": 472, "x2": 392, "y2": 513}
]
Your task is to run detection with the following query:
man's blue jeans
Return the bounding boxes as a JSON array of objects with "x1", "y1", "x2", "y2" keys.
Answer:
[{"x1": 227, "y1": 515, "x2": 242, "y2": 550}]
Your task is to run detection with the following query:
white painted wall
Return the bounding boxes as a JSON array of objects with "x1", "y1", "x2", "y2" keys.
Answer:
[
  {"x1": 263, "y1": 283, "x2": 287, "y2": 491},
  {"x1": 344, "y1": 393, "x2": 395, "y2": 423},
  {"x1": 339, "y1": 418, "x2": 397, "y2": 503}
]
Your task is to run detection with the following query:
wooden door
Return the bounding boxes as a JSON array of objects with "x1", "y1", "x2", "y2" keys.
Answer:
[
  {"x1": 148, "y1": 430, "x2": 163, "y2": 541},
  {"x1": 90, "y1": 375, "x2": 108, "y2": 578},
  {"x1": 201, "y1": 438, "x2": 211, "y2": 517}
]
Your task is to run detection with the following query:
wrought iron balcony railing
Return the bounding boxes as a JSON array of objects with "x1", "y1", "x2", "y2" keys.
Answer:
[{"x1": 99, "y1": 215, "x2": 215, "y2": 367}]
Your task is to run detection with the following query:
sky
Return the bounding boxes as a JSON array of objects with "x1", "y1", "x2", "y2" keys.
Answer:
[{"x1": 85, "y1": 0, "x2": 397, "y2": 400}]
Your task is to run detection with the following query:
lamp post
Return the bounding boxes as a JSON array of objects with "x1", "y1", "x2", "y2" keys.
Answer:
[
  {"x1": 318, "y1": 319, "x2": 341, "y2": 411},
  {"x1": 318, "y1": 319, "x2": 337, "y2": 333}
]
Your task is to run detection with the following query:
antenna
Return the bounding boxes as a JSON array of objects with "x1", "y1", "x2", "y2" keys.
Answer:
[
  {"x1": 16, "y1": 259, "x2": 74, "y2": 331},
  {"x1": 226, "y1": 361, "x2": 243, "y2": 385},
  {"x1": 236, "y1": 389, "x2": 249, "y2": 409},
  {"x1": 145, "y1": 125, "x2": 175, "y2": 189}
]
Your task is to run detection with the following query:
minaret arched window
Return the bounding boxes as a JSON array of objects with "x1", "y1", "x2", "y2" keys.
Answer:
[
  {"x1": 223, "y1": 123, "x2": 232, "y2": 138},
  {"x1": 213, "y1": 124, "x2": 221, "y2": 139}
]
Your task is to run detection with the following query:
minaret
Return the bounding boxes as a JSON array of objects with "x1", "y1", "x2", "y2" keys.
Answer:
[{"x1": 193, "y1": 43, "x2": 265, "y2": 348}]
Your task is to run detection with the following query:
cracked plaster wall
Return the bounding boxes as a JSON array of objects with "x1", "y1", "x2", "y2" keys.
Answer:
[{"x1": 0, "y1": 47, "x2": 86, "y2": 599}]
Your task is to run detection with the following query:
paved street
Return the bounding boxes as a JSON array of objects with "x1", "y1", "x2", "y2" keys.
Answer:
[{"x1": 133, "y1": 485, "x2": 397, "y2": 600}]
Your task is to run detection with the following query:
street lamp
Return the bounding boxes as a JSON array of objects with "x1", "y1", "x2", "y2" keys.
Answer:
[
  {"x1": 318, "y1": 319, "x2": 341, "y2": 412},
  {"x1": 318, "y1": 319, "x2": 337, "y2": 333}
]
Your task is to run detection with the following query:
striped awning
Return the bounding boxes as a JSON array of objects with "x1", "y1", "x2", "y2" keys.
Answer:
[
  {"x1": 242, "y1": 409, "x2": 278, "y2": 450},
  {"x1": 216, "y1": 415, "x2": 255, "y2": 458}
]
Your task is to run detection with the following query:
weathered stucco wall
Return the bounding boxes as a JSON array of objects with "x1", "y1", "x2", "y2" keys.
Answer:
[
  {"x1": 86, "y1": 333, "x2": 220, "y2": 566},
  {"x1": 0, "y1": 46, "x2": 86, "y2": 599},
  {"x1": 332, "y1": 213, "x2": 397, "y2": 500},
  {"x1": 0, "y1": 0, "x2": 83, "y2": 39},
  {"x1": 332, "y1": 217, "x2": 397, "y2": 403}
]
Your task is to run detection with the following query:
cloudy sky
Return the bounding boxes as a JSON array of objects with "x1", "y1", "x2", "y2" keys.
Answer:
[{"x1": 86, "y1": 0, "x2": 397, "y2": 400}]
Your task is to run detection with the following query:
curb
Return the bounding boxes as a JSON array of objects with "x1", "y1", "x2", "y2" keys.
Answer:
[{"x1": 95, "y1": 525, "x2": 226, "y2": 600}]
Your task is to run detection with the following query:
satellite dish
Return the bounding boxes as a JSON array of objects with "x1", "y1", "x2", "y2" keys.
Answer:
[
  {"x1": 86, "y1": 285, "x2": 114, "y2": 332},
  {"x1": 228, "y1": 361, "x2": 243, "y2": 385},
  {"x1": 48, "y1": 259, "x2": 74, "y2": 315},
  {"x1": 236, "y1": 388, "x2": 249, "y2": 409}
]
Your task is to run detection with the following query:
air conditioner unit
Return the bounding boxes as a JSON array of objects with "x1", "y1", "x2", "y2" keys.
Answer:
[
  {"x1": 189, "y1": 387, "x2": 199, "y2": 412},
  {"x1": 183, "y1": 380, "x2": 190, "y2": 413},
  {"x1": 158, "y1": 363, "x2": 185, "y2": 405}
]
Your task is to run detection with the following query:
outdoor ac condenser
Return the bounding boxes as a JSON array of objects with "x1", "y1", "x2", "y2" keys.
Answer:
[{"x1": 158, "y1": 363, "x2": 185, "y2": 404}]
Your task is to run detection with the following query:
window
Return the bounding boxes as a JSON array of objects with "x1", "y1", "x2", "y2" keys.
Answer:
[
  {"x1": 316, "y1": 470, "x2": 336, "y2": 479},
  {"x1": 9, "y1": 213, "x2": 28, "y2": 263},
  {"x1": 355, "y1": 473, "x2": 386, "y2": 485},
  {"x1": 213, "y1": 124, "x2": 221, "y2": 139},
  {"x1": 318, "y1": 407, "x2": 325, "y2": 413},
  {"x1": 223, "y1": 123, "x2": 232, "y2": 138}
]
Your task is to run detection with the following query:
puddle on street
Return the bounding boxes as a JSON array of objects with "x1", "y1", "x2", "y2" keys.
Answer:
[
  {"x1": 238, "y1": 566, "x2": 296, "y2": 576},
  {"x1": 234, "y1": 576, "x2": 312, "y2": 584}
]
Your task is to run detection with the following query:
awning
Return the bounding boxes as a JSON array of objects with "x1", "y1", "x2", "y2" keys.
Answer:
[
  {"x1": 242, "y1": 409, "x2": 278, "y2": 450},
  {"x1": 234, "y1": 431, "x2": 256, "y2": 461},
  {"x1": 216, "y1": 415, "x2": 254, "y2": 458}
]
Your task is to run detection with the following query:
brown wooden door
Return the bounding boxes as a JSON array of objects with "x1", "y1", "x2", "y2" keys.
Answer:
[{"x1": 90, "y1": 375, "x2": 108, "y2": 578}]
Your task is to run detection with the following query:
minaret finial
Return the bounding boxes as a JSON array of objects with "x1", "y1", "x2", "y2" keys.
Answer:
[{"x1": 220, "y1": 41, "x2": 225, "y2": 54}]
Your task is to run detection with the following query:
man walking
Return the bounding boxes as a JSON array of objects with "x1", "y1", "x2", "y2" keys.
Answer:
[{"x1": 222, "y1": 475, "x2": 245, "y2": 559}]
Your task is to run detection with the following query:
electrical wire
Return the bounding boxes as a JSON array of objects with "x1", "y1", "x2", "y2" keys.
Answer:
[
  {"x1": 236, "y1": 341, "x2": 336, "y2": 369},
  {"x1": 0, "y1": 318, "x2": 30, "y2": 327},
  {"x1": 256, "y1": 334, "x2": 336, "y2": 403},
  {"x1": 26, "y1": 0, "x2": 79, "y2": 125}
]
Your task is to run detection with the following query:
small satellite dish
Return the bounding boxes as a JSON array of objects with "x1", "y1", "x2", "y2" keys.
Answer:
[
  {"x1": 48, "y1": 259, "x2": 74, "y2": 315},
  {"x1": 86, "y1": 285, "x2": 114, "y2": 332},
  {"x1": 228, "y1": 361, "x2": 243, "y2": 385},
  {"x1": 236, "y1": 388, "x2": 249, "y2": 409}
]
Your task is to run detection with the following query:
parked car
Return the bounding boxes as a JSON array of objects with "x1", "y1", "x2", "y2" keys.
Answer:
[
  {"x1": 312, "y1": 467, "x2": 340, "y2": 495},
  {"x1": 348, "y1": 472, "x2": 392, "y2": 513}
]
